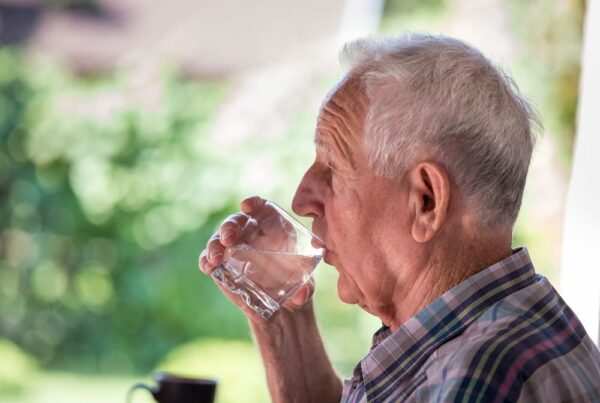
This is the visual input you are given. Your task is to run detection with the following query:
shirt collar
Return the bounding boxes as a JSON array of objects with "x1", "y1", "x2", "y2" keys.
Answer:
[{"x1": 360, "y1": 247, "x2": 537, "y2": 397}]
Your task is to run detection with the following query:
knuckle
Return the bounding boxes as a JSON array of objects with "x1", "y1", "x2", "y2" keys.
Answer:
[
  {"x1": 221, "y1": 220, "x2": 239, "y2": 231},
  {"x1": 208, "y1": 233, "x2": 221, "y2": 244},
  {"x1": 241, "y1": 196, "x2": 263, "y2": 213}
]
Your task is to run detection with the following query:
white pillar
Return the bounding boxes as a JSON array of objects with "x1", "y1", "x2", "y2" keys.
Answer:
[{"x1": 560, "y1": 0, "x2": 600, "y2": 345}]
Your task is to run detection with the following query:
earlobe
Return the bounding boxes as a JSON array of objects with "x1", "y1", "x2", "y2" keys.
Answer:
[
  {"x1": 409, "y1": 162, "x2": 450, "y2": 243},
  {"x1": 412, "y1": 218, "x2": 430, "y2": 242}
]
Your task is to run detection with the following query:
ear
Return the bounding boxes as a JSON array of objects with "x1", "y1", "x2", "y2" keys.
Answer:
[{"x1": 408, "y1": 162, "x2": 450, "y2": 243}]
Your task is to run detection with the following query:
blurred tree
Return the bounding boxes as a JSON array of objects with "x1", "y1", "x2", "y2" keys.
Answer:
[
  {"x1": 506, "y1": 0, "x2": 585, "y2": 166},
  {"x1": 0, "y1": 48, "x2": 257, "y2": 373},
  {"x1": 380, "y1": 0, "x2": 447, "y2": 32}
]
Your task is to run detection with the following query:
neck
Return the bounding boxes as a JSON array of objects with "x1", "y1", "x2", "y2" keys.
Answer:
[{"x1": 384, "y1": 230, "x2": 513, "y2": 331}]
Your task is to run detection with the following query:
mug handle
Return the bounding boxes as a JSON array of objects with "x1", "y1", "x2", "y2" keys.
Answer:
[{"x1": 126, "y1": 382, "x2": 159, "y2": 403}]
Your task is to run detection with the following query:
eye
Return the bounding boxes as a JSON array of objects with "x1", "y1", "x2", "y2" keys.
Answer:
[{"x1": 315, "y1": 160, "x2": 336, "y2": 189}]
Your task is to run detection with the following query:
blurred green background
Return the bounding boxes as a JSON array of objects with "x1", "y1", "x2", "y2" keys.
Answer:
[{"x1": 0, "y1": 0, "x2": 585, "y2": 402}]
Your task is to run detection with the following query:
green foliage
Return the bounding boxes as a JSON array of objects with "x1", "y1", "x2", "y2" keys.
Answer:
[
  {"x1": 380, "y1": 0, "x2": 447, "y2": 33},
  {"x1": 0, "y1": 48, "x2": 299, "y2": 373},
  {"x1": 504, "y1": 0, "x2": 584, "y2": 282},
  {"x1": 506, "y1": 0, "x2": 585, "y2": 166}
]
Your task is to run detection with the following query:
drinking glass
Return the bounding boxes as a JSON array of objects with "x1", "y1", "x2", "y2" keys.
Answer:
[{"x1": 211, "y1": 201, "x2": 323, "y2": 319}]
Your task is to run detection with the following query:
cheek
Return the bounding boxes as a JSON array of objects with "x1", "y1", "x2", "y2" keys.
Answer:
[
  {"x1": 325, "y1": 180, "x2": 367, "y2": 255},
  {"x1": 331, "y1": 179, "x2": 363, "y2": 221},
  {"x1": 331, "y1": 174, "x2": 358, "y2": 204}
]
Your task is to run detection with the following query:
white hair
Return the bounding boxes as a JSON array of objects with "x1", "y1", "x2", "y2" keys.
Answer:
[{"x1": 340, "y1": 33, "x2": 541, "y2": 227}]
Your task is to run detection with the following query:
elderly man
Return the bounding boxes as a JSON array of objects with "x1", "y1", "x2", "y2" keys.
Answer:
[{"x1": 199, "y1": 34, "x2": 600, "y2": 402}]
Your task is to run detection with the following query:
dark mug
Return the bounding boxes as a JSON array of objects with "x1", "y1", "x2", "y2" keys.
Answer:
[{"x1": 127, "y1": 372, "x2": 217, "y2": 403}]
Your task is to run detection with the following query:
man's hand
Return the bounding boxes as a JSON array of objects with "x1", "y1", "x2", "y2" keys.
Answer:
[
  {"x1": 198, "y1": 196, "x2": 315, "y2": 321},
  {"x1": 197, "y1": 196, "x2": 341, "y2": 402}
]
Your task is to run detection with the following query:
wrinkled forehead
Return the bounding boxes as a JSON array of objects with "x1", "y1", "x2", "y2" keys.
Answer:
[
  {"x1": 320, "y1": 74, "x2": 366, "y2": 112},
  {"x1": 314, "y1": 76, "x2": 369, "y2": 167}
]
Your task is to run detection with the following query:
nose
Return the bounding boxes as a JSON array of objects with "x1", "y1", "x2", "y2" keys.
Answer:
[{"x1": 292, "y1": 163, "x2": 324, "y2": 218}]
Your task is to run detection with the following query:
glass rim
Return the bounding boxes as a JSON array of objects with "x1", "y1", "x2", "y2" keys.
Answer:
[{"x1": 265, "y1": 200, "x2": 324, "y2": 245}]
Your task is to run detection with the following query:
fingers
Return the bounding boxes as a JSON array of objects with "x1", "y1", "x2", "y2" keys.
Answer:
[
  {"x1": 207, "y1": 233, "x2": 225, "y2": 263},
  {"x1": 198, "y1": 250, "x2": 211, "y2": 274},
  {"x1": 286, "y1": 278, "x2": 315, "y2": 308},
  {"x1": 219, "y1": 212, "x2": 250, "y2": 246},
  {"x1": 240, "y1": 196, "x2": 267, "y2": 215},
  {"x1": 199, "y1": 233, "x2": 225, "y2": 274},
  {"x1": 199, "y1": 197, "x2": 267, "y2": 277},
  {"x1": 199, "y1": 210, "x2": 252, "y2": 275}
]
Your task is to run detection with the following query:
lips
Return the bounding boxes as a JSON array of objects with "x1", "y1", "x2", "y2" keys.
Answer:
[
  {"x1": 323, "y1": 249, "x2": 332, "y2": 264},
  {"x1": 310, "y1": 236, "x2": 331, "y2": 262}
]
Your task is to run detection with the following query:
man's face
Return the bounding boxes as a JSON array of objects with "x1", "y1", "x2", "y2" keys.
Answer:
[{"x1": 292, "y1": 77, "x2": 414, "y2": 314}]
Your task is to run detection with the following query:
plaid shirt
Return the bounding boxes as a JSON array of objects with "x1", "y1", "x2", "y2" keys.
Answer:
[{"x1": 341, "y1": 248, "x2": 600, "y2": 402}]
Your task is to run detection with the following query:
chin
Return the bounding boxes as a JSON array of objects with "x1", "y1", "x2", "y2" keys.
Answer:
[{"x1": 337, "y1": 279, "x2": 359, "y2": 305}]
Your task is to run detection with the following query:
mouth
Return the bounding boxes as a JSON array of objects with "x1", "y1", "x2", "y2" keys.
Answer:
[{"x1": 310, "y1": 237, "x2": 331, "y2": 262}]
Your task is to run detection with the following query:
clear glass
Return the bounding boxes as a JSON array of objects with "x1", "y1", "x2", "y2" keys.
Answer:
[{"x1": 211, "y1": 201, "x2": 323, "y2": 319}]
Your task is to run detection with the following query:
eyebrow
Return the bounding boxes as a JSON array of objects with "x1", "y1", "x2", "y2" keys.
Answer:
[{"x1": 314, "y1": 136, "x2": 357, "y2": 169}]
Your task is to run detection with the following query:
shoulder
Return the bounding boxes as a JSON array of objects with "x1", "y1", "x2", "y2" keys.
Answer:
[
  {"x1": 417, "y1": 336, "x2": 600, "y2": 402},
  {"x1": 416, "y1": 279, "x2": 600, "y2": 402}
]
